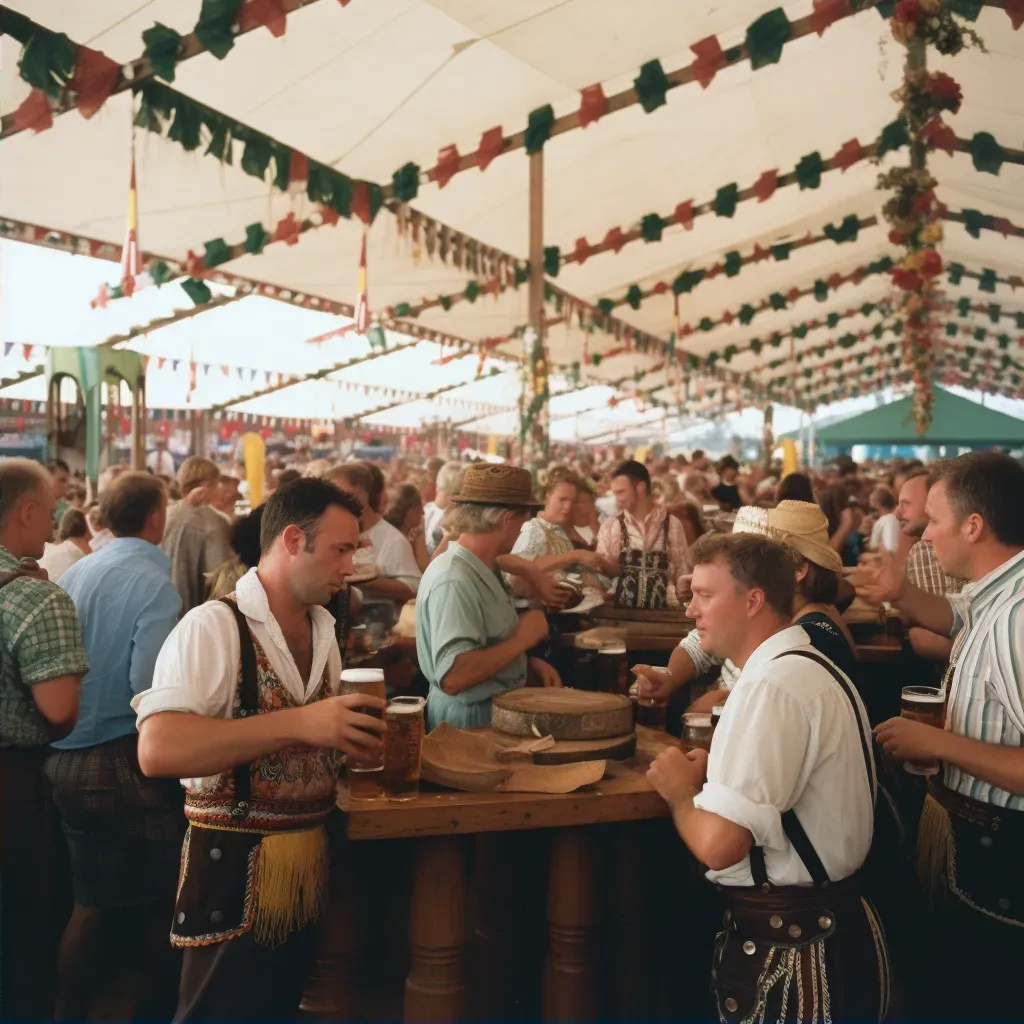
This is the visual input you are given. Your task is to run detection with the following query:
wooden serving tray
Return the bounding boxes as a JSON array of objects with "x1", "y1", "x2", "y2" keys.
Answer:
[
  {"x1": 478, "y1": 726, "x2": 636, "y2": 765},
  {"x1": 491, "y1": 688, "x2": 633, "y2": 740}
]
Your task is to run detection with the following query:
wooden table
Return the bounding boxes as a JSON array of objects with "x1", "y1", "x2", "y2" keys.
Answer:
[{"x1": 302, "y1": 728, "x2": 679, "y2": 1023}]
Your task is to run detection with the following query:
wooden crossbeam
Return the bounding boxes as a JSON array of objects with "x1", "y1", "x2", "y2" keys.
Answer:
[{"x1": 0, "y1": 1, "x2": 329, "y2": 141}]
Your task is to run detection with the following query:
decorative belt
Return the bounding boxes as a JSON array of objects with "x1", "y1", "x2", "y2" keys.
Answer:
[{"x1": 927, "y1": 777, "x2": 1024, "y2": 832}]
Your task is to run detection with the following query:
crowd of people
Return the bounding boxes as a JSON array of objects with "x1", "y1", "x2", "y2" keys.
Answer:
[{"x1": 1, "y1": 439, "x2": 1023, "y2": 1021}]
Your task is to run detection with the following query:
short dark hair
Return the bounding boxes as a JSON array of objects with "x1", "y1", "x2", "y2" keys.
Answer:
[
  {"x1": 384, "y1": 484, "x2": 424, "y2": 531},
  {"x1": 935, "y1": 452, "x2": 1024, "y2": 546},
  {"x1": 901, "y1": 465, "x2": 935, "y2": 490},
  {"x1": 691, "y1": 449, "x2": 706, "y2": 461},
  {"x1": 230, "y1": 505, "x2": 264, "y2": 570},
  {"x1": 611, "y1": 460, "x2": 651, "y2": 493},
  {"x1": 872, "y1": 486, "x2": 896, "y2": 512},
  {"x1": 327, "y1": 463, "x2": 372, "y2": 496},
  {"x1": 777, "y1": 472, "x2": 815, "y2": 504},
  {"x1": 799, "y1": 560, "x2": 839, "y2": 605},
  {"x1": 260, "y1": 477, "x2": 363, "y2": 554},
  {"x1": 48, "y1": 458, "x2": 70, "y2": 475},
  {"x1": 277, "y1": 468, "x2": 302, "y2": 488},
  {"x1": 99, "y1": 472, "x2": 166, "y2": 537},
  {"x1": 360, "y1": 461, "x2": 386, "y2": 513},
  {"x1": 717, "y1": 454, "x2": 739, "y2": 473},
  {"x1": 57, "y1": 507, "x2": 88, "y2": 541},
  {"x1": 691, "y1": 532, "x2": 798, "y2": 618}
]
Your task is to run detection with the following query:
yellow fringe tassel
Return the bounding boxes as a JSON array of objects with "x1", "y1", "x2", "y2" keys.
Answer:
[
  {"x1": 252, "y1": 826, "x2": 328, "y2": 948},
  {"x1": 916, "y1": 793, "x2": 951, "y2": 909}
]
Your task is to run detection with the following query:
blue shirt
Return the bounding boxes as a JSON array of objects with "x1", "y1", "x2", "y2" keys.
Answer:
[
  {"x1": 416, "y1": 542, "x2": 526, "y2": 729},
  {"x1": 55, "y1": 537, "x2": 182, "y2": 749}
]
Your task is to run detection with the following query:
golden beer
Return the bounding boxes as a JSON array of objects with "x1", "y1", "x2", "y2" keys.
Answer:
[
  {"x1": 341, "y1": 668, "x2": 386, "y2": 800},
  {"x1": 900, "y1": 686, "x2": 944, "y2": 776},
  {"x1": 597, "y1": 644, "x2": 629, "y2": 695},
  {"x1": 383, "y1": 696, "x2": 426, "y2": 801},
  {"x1": 682, "y1": 712, "x2": 713, "y2": 752}
]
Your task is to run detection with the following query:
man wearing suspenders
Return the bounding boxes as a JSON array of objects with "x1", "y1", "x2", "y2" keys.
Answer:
[{"x1": 648, "y1": 533, "x2": 890, "y2": 1021}]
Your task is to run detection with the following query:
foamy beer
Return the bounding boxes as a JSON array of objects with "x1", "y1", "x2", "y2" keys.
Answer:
[
  {"x1": 340, "y1": 668, "x2": 386, "y2": 800},
  {"x1": 900, "y1": 685, "x2": 944, "y2": 775},
  {"x1": 384, "y1": 696, "x2": 426, "y2": 801}
]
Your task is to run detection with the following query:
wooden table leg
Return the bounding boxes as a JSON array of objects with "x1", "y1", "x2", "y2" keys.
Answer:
[
  {"x1": 301, "y1": 842, "x2": 360, "y2": 1020},
  {"x1": 542, "y1": 826, "x2": 600, "y2": 1022},
  {"x1": 609, "y1": 823, "x2": 657, "y2": 1019},
  {"x1": 404, "y1": 835, "x2": 467, "y2": 1022}
]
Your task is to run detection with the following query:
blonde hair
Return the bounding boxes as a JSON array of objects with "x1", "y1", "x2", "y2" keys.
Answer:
[
  {"x1": 303, "y1": 458, "x2": 334, "y2": 478},
  {"x1": 435, "y1": 461, "x2": 467, "y2": 501},
  {"x1": 177, "y1": 456, "x2": 220, "y2": 497}
]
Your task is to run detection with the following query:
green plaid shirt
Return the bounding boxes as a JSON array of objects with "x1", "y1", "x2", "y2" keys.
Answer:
[{"x1": 0, "y1": 545, "x2": 88, "y2": 748}]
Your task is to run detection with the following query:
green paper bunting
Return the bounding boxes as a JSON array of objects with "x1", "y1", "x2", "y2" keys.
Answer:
[
  {"x1": 769, "y1": 292, "x2": 787, "y2": 310},
  {"x1": 149, "y1": 261, "x2": 172, "y2": 286},
  {"x1": 698, "y1": 318, "x2": 715, "y2": 332},
  {"x1": 827, "y1": 313, "x2": 840, "y2": 328},
  {"x1": 243, "y1": 223, "x2": 269, "y2": 254},
  {"x1": 973, "y1": 327, "x2": 987, "y2": 341},
  {"x1": 392, "y1": 162, "x2": 420, "y2": 202},
  {"x1": 205, "y1": 116, "x2": 232, "y2": 163},
  {"x1": 961, "y1": 209, "x2": 987, "y2": 239},
  {"x1": 168, "y1": 96, "x2": 202, "y2": 152},
  {"x1": 970, "y1": 132, "x2": 1004, "y2": 175},
  {"x1": 597, "y1": 298, "x2": 615, "y2": 317},
  {"x1": 770, "y1": 243, "x2": 792, "y2": 262},
  {"x1": 714, "y1": 183, "x2": 739, "y2": 218},
  {"x1": 439, "y1": 295, "x2": 453, "y2": 312},
  {"x1": 792, "y1": 324, "x2": 809, "y2": 339},
  {"x1": 142, "y1": 23, "x2": 182, "y2": 82},
  {"x1": 824, "y1": 215, "x2": 860, "y2": 244},
  {"x1": 626, "y1": 285, "x2": 643, "y2": 310},
  {"x1": 739, "y1": 304, "x2": 756, "y2": 325},
  {"x1": 979, "y1": 269, "x2": 997, "y2": 293},
  {"x1": 634, "y1": 59, "x2": 671, "y2": 113},
  {"x1": 464, "y1": 280, "x2": 480, "y2": 303},
  {"x1": 543, "y1": 246, "x2": 560, "y2": 277},
  {"x1": 723, "y1": 251, "x2": 742, "y2": 276},
  {"x1": 673, "y1": 269, "x2": 705, "y2": 294},
  {"x1": 17, "y1": 27, "x2": 76, "y2": 99},
  {"x1": 181, "y1": 278, "x2": 212, "y2": 306},
  {"x1": 524, "y1": 104, "x2": 555, "y2": 155},
  {"x1": 271, "y1": 147, "x2": 291, "y2": 192},
  {"x1": 948, "y1": 262, "x2": 965, "y2": 285},
  {"x1": 194, "y1": 0, "x2": 245, "y2": 61},
  {"x1": 241, "y1": 134, "x2": 272, "y2": 180},
  {"x1": 814, "y1": 280, "x2": 828, "y2": 302},
  {"x1": 591, "y1": 353, "x2": 603, "y2": 367},
  {"x1": 641, "y1": 214, "x2": 664, "y2": 243},
  {"x1": 951, "y1": 0, "x2": 983, "y2": 19},
  {"x1": 203, "y1": 238, "x2": 230, "y2": 268},
  {"x1": 394, "y1": 302, "x2": 411, "y2": 318},
  {"x1": 795, "y1": 152, "x2": 823, "y2": 190},
  {"x1": 746, "y1": 9, "x2": 791, "y2": 70},
  {"x1": 750, "y1": 339, "x2": 763, "y2": 355},
  {"x1": 988, "y1": 304, "x2": 1001, "y2": 323},
  {"x1": 876, "y1": 118, "x2": 909, "y2": 158}
]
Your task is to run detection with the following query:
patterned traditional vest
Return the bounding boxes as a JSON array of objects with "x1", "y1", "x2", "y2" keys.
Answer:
[{"x1": 184, "y1": 599, "x2": 339, "y2": 832}]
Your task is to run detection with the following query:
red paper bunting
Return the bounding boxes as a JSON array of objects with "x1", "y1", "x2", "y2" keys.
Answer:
[
  {"x1": 70, "y1": 45, "x2": 121, "y2": 119},
  {"x1": 185, "y1": 250, "x2": 205, "y2": 276},
  {"x1": 578, "y1": 84, "x2": 607, "y2": 127},
  {"x1": 476, "y1": 126, "x2": 504, "y2": 171},
  {"x1": 992, "y1": 218, "x2": 1014, "y2": 237},
  {"x1": 604, "y1": 227, "x2": 626, "y2": 253},
  {"x1": 90, "y1": 283, "x2": 109, "y2": 309},
  {"x1": 752, "y1": 169, "x2": 778, "y2": 202},
  {"x1": 706, "y1": 264, "x2": 722, "y2": 279},
  {"x1": 1005, "y1": 0, "x2": 1024, "y2": 29},
  {"x1": 652, "y1": 281, "x2": 669, "y2": 295},
  {"x1": 433, "y1": 144, "x2": 460, "y2": 189},
  {"x1": 237, "y1": 0, "x2": 288, "y2": 37},
  {"x1": 1009, "y1": 275, "x2": 1024, "y2": 290},
  {"x1": 319, "y1": 204, "x2": 339, "y2": 227},
  {"x1": 833, "y1": 138, "x2": 863, "y2": 171},
  {"x1": 690, "y1": 35, "x2": 726, "y2": 89},
  {"x1": 827, "y1": 273, "x2": 843, "y2": 288},
  {"x1": 573, "y1": 237, "x2": 591, "y2": 265},
  {"x1": 753, "y1": 243, "x2": 770, "y2": 262},
  {"x1": 10, "y1": 89, "x2": 53, "y2": 133},
  {"x1": 273, "y1": 212, "x2": 300, "y2": 245},
  {"x1": 810, "y1": 0, "x2": 851, "y2": 36},
  {"x1": 786, "y1": 288, "x2": 800, "y2": 303},
  {"x1": 351, "y1": 181, "x2": 371, "y2": 225},
  {"x1": 288, "y1": 149, "x2": 308, "y2": 187},
  {"x1": 920, "y1": 117, "x2": 957, "y2": 156},
  {"x1": 22, "y1": 344, "x2": 32, "y2": 362},
  {"x1": 674, "y1": 201, "x2": 694, "y2": 230},
  {"x1": 722, "y1": 310, "x2": 735, "y2": 325}
]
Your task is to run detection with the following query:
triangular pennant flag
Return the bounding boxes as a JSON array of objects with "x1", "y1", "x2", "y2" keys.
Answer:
[{"x1": 120, "y1": 129, "x2": 141, "y2": 297}]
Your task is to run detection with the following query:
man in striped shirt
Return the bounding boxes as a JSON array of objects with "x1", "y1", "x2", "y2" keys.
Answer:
[{"x1": 859, "y1": 452, "x2": 1024, "y2": 1019}]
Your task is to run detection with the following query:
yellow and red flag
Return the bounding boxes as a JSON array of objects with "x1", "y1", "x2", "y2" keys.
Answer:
[
  {"x1": 121, "y1": 138, "x2": 141, "y2": 297},
  {"x1": 355, "y1": 231, "x2": 369, "y2": 334}
]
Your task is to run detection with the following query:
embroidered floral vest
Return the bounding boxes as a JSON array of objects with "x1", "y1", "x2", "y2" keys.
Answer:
[{"x1": 184, "y1": 601, "x2": 339, "y2": 831}]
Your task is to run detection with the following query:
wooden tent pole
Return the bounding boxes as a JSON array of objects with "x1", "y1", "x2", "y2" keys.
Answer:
[{"x1": 521, "y1": 149, "x2": 549, "y2": 464}]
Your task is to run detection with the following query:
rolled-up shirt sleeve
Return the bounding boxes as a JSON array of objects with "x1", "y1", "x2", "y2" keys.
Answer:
[
  {"x1": 429, "y1": 581, "x2": 489, "y2": 685},
  {"x1": 693, "y1": 679, "x2": 810, "y2": 851},
  {"x1": 132, "y1": 602, "x2": 238, "y2": 724},
  {"x1": 677, "y1": 628, "x2": 722, "y2": 677}
]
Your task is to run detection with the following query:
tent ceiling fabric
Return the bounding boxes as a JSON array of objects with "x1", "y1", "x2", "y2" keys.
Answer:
[{"x1": 1, "y1": 0, "x2": 1023, "y2": 431}]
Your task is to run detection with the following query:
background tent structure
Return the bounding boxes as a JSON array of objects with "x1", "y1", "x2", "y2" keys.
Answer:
[
  {"x1": 810, "y1": 385, "x2": 1024, "y2": 448},
  {"x1": 1, "y1": 1, "x2": 1022, "y2": 456}
]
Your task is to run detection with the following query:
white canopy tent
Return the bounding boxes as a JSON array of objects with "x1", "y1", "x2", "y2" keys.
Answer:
[{"x1": 0, "y1": 0, "x2": 1021, "y2": 440}]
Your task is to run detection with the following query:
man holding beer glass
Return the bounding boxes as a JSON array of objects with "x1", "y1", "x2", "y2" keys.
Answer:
[
  {"x1": 858, "y1": 453, "x2": 1024, "y2": 1019},
  {"x1": 647, "y1": 533, "x2": 887, "y2": 1021},
  {"x1": 132, "y1": 479, "x2": 386, "y2": 1021}
]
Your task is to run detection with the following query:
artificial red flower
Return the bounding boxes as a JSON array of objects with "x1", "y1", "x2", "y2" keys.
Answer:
[
  {"x1": 893, "y1": 0, "x2": 922, "y2": 21},
  {"x1": 913, "y1": 190, "x2": 935, "y2": 214},
  {"x1": 927, "y1": 72, "x2": 962, "y2": 110},
  {"x1": 918, "y1": 248, "x2": 943, "y2": 278},
  {"x1": 891, "y1": 267, "x2": 922, "y2": 291},
  {"x1": 888, "y1": 228, "x2": 906, "y2": 245}
]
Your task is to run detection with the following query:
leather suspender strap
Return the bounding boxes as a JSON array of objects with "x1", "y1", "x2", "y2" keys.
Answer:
[
  {"x1": 219, "y1": 598, "x2": 259, "y2": 821},
  {"x1": 752, "y1": 647, "x2": 875, "y2": 889}
]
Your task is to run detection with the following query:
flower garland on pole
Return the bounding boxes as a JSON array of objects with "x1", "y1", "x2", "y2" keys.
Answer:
[{"x1": 879, "y1": 0, "x2": 985, "y2": 434}]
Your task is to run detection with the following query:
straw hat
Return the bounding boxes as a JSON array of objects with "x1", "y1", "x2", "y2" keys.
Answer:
[
  {"x1": 451, "y1": 464, "x2": 542, "y2": 509},
  {"x1": 732, "y1": 500, "x2": 843, "y2": 572}
]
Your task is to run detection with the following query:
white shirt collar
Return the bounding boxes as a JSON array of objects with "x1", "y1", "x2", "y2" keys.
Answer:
[
  {"x1": 961, "y1": 547, "x2": 1024, "y2": 605},
  {"x1": 737, "y1": 624, "x2": 810, "y2": 678}
]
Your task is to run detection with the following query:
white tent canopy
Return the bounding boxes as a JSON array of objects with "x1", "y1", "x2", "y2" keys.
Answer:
[{"x1": 1, "y1": 0, "x2": 1022, "y2": 434}]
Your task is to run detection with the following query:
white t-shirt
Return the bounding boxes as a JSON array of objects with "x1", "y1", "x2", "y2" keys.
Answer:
[
  {"x1": 146, "y1": 449, "x2": 176, "y2": 477},
  {"x1": 871, "y1": 512, "x2": 901, "y2": 554},
  {"x1": 132, "y1": 568, "x2": 342, "y2": 788},
  {"x1": 40, "y1": 539, "x2": 87, "y2": 583},
  {"x1": 692, "y1": 625, "x2": 873, "y2": 887},
  {"x1": 362, "y1": 518, "x2": 422, "y2": 591}
]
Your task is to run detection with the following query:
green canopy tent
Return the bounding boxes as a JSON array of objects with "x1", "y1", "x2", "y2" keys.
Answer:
[{"x1": 803, "y1": 387, "x2": 1024, "y2": 451}]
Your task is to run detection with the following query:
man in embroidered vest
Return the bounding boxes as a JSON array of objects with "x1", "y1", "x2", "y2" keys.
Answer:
[
  {"x1": 648, "y1": 533, "x2": 888, "y2": 1022},
  {"x1": 134, "y1": 477, "x2": 386, "y2": 1021},
  {"x1": 862, "y1": 452, "x2": 1024, "y2": 1020}
]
